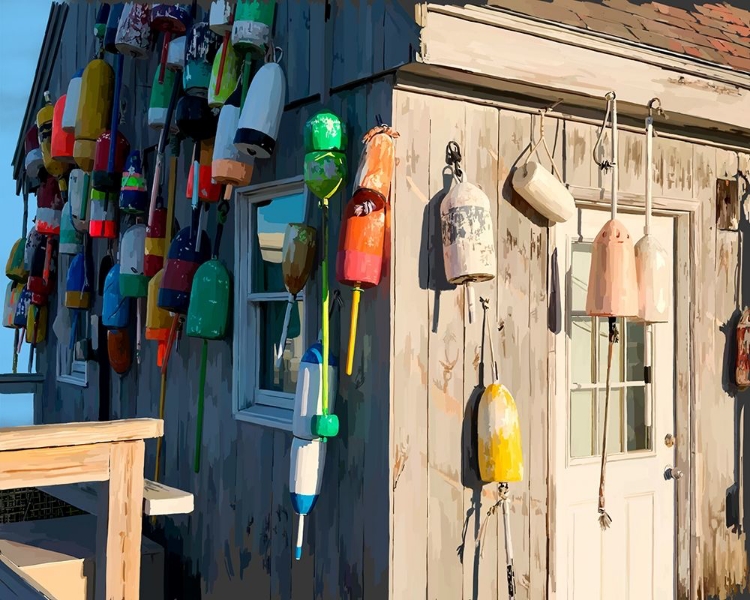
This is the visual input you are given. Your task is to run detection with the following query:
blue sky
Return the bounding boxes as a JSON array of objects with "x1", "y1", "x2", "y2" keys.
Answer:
[{"x1": 0, "y1": 0, "x2": 50, "y2": 424}]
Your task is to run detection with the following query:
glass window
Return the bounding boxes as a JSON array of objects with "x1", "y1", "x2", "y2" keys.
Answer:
[
  {"x1": 568, "y1": 243, "x2": 652, "y2": 459},
  {"x1": 56, "y1": 254, "x2": 89, "y2": 387}
]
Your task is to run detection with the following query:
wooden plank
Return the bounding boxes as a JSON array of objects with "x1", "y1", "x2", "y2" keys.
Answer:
[
  {"x1": 0, "y1": 444, "x2": 110, "y2": 490},
  {"x1": 563, "y1": 121, "x2": 595, "y2": 192},
  {"x1": 0, "y1": 419, "x2": 163, "y2": 452},
  {"x1": 497, "y1": 110, "x2": 533, "y2": 599},
  {"x1": 425, "y1": 94, "x2": 465, "y2": 600},
  {"x1": 390, "y1": 89, "x2": 430, "y2": 600},
  {"x1": 103, "y1": 440, "x2": 146, "y2": 600},
  {"x1": 655, "y1": 137, "x2": 694, "y2": 201},
  {"x1": 618, "y1": 128, "x2": 645, "y2": 197},
  {"x1": 568, "y1": 186, "x2": 699, "y2": 215},
  {"x1": 419, "y1": 8, "x2": 750, "y2": 135},
  {"x1": 461, "y1": 102, "x2": 500, "y2": 600},
  {"x1": 285, "y1": 0, "x2": 310, "y2": 102},
  {"x1": 674, "y1": 213, "x2": 692, "y2": 600},
  {"x1": 270, "y1": 430, "x2": 292, "y2": 600},
  {"x1": 0, "y1": 555, "x2": 57, "y2": 600},
  {"x1": 362, "y1": 78, "x2": 392, "y2": 598}
]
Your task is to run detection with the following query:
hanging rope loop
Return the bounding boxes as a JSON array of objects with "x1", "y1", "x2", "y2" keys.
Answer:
[
  {"x1": 265, "y1": 42, "x2": 283, "y2": 64},
  {"x1": 523, "y1": 105, "x2": 563, "y2": 182},
  {"x1": 446, "y1": 141, "x2": 464, "y2": 183},
  {"x1": 597, "y1": 316, "x2": 619, "y2": 530},
  {"x1": 593, "y1": 92, "x2": 616, "y2": 174}
]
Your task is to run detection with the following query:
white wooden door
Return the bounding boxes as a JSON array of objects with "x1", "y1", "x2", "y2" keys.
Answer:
[{"x1": 553, "y1": 209, "x2": 676, "y2": 600}]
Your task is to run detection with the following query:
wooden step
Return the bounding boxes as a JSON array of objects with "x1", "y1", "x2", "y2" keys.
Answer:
[
  {"x1": 38, "y1": 480, "x2": 193, "y2": 518},
  {"x1": 0, "y1": 555, "x2": 58, "y2": 599}
]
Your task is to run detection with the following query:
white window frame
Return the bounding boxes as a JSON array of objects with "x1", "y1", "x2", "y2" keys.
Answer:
[
  {"x1": 56, "y1": 253, "x2": 89, "y2": 388},
  {"x1": 233, "y1": 176, "x2": 313, "y2": 430}
]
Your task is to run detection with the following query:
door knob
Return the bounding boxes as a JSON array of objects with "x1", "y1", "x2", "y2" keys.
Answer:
[{"x1": 664, "y1": 466, "x2": 683, "y2": 481}]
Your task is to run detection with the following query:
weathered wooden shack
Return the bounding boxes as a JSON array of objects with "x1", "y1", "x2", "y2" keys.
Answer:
[{"x1": 9, "y1": 0, "x2": 750, "y2": 598}]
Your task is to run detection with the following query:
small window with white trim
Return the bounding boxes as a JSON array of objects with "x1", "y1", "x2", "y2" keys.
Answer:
[
  {"x1": 568, "y1": 241, "x2": 651, "y2": 459},
  {"x1": 56, "y1": 253, "x2": 89, "y2": 387},
  {"x1": 234, "y1": 177, "x2": 314, "y2": 430}
]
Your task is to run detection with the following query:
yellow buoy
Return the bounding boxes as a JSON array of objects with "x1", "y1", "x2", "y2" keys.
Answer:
[{"x1": 74, "y1": 59, "x2": 115, "y2": 172}]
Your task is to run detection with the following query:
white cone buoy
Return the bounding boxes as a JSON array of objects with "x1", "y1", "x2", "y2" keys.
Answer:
[
  {"x1": 289, "y1": 437, "x2": 326, "y2": 561},
  {"x1": 62, "y1": 70, "x2": 84, "y2": 133}
]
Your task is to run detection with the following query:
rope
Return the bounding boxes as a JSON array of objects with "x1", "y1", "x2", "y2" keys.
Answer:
[
  {"x1": 476, "y1": 483, "x2": 516, "y2": 597},
  {"x1": 522, "y1": 109, "x2": 562, "y2": 182},
  {"x1": 597, "y1": 317, "x2": 619, "y2": 530},
  {"x1": 593, "y1": 93, "x2": 615, "y2": 174}
]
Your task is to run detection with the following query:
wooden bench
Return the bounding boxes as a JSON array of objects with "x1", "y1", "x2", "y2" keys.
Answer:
[
  {"x1": 0, "y1": 555, "x2": 58, "y2": 599},
  {"x1": 38, "y1": 479, "x2": 194, "y2": 518},
  {"x1": 0, "y1": 419, "x2": 163, "y2": 600}
]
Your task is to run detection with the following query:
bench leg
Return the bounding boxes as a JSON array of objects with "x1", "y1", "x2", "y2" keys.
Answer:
[{"x1": 97, "y1": 441, "x2": 145, "y2": 600}]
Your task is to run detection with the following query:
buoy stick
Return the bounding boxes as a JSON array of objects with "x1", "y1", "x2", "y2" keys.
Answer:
[
  {"x1": 159, "y1": 31, "x2": 171, "y2": 85},
  {"x1": 275, "y1": 296, "x2": 294, "y2": 369},
  {"x1": 190, "y1": 141, "x2": 200, "y2": 245},
  {"x1": 466, "y1": 283, "x2": 476, "y2": 325},
  {"x1": 136, "y1": 298, "x2": 142, "y2": 365},
  {"x1": 161, "y1": 313, "x2": 180, "y2": 376},
  {"x1": 321, "y1": 197, "x2": 330, "y2": 417},
  {"x1": 194, "y1": 339, "x2": 208, "y2": 473},
  {"x1": 107, "y1": 53, "x2": 124, "y2": 175},
  {"x1": 345, "y1": 287, "x2": 361, "y2": 376},
  {"x1": 80, "y1": 173, "x2": 91, "y2": 231},
  {"x1": 43, "y1": 240, "x2": 53, "y2": 287},
  {"x1": 215, "y1": 31, "x2": 230, "y2": 96},
  {"x1": 154, "y1": 369, "x2": 167, "y2": 483},
  {"x1": 644, "y1": 324, "x2": 653, "y2": 428},
  {"x1": 12, "y1": 330, "x2": 18, "y2": 374},
  {"x1": 166, "y1": 144, "x2": 179, "y2": 245},
  {"x1": 295, "y1": 513, "x2": 305, "y2": 561},
  {"x1": 148, "y1": 76, "x2": 181, "y2": 229},
  {"x1": 240, "y1": 58, "x2": 251, "y2": 110}
]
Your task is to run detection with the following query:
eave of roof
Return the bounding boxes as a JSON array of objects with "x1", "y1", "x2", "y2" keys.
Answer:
[{"x1": 11, "y1": 1, "x2": 68, "y2": 196}]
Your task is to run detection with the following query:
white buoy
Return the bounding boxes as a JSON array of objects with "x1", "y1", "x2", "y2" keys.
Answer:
[
  {"x1": 289, "y1": 437, "x2": 326, "y2": 561},
  {"x1": 68, "y1": 169, "x2": 90, "y2": 232},
  {"x1": 167, "y1": 36, "x2": 186, "y2": 72},
  {"x1": 62, "y1": 70, "x2": 84, "y2": 133},
  {"x1": 212, "y1": 83, "x2": 254, "y2": 185},
  {"x1": 233, "y1": 55, "x2": 286, "y2": 160},
  {"x1": 119, "y1": 224, "x2": 149, "y2": 298},
  {"x1": 292, "y1": 341, "x2": 337, "y2": 440},
  {"x1": 59, "y1": 201, "x2": 83, "y2": 255},
  {"x1": 512, "y1": 161, "x2": 575, "y2": 223},
  {"x1": 440, "y1": 148, "x2": 496, "y2": 324},
  {"x1": 209, "y1": 0, "x2": 233, "y2": 35}
]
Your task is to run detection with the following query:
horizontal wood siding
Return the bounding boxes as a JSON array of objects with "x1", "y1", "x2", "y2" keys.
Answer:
[{"x1": 36, "y1": 2, "x2": 393, "y2": 598}]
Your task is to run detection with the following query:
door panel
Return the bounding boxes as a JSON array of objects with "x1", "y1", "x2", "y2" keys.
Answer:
[{"x1": 554, "y1": 209, "x2": 676, "y2": 600}]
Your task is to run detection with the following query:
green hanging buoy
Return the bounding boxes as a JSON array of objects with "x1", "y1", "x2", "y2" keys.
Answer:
[
  {"x1": 304, "y1": 110, "x2": 348, "y2": 153},
  {"x1": 186, "y1": 259, "x2": 231, "y2": 339},
  {"x1": 303, "y1": 151, "x2": 347, "y2": 201},
  {"x1": 231, "y1": 0, "x2": 276, "y2": 59}
]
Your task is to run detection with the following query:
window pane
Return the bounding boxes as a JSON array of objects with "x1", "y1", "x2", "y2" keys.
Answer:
[
  {"x1": 251, "y1": 192, "x2": 307, "y2": 294},
  {"x1": 626, "y1": 320, "x2": 645, "y2": 382},
  {"x1": 626, "y1": 386, "x2": 651, "y2": 452},
  {"x1": 570, "y1": 243, "x2": 592, "y2": 312},
  {"x1": 597, "y1": 388, "x2": 623, "y2": 454},
  {"x1": 598, "y1": 318, "x2": 623, "y2": 383},
  {"x1": 571, "y1": 316, "x2": 594, "y2": 385},
  {"x1": 570, "y1": 390, "x2": 594, "y2": 458},
  {"x1": 258, "y1": 299, "x2": 305, "y2": 394}
]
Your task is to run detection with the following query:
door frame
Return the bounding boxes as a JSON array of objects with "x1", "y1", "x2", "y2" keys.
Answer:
[{"x1": 547, "y1": 186, "x2": 697, "y2": 599}]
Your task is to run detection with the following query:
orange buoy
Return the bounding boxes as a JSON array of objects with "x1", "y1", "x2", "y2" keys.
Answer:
[
  {"x1": 186, "y1": 138, "x2": 222, "y2": 202},
  {"x1": 353, "y1": 125, "x2": 399, "y2": 201},
  {"x1": 212, "y1": 83, "x2": 254, "y2": 186},
  {"x1": 51, "y1": 95, "x2": 76, "y2": 164},
  {"x1": 74, "y1": 59, "x2": 115, "y2": 172},
  {"x1": 336, "y1": 189, "x2": 386, "y2": 376},
  {"x1": 147, "y1": 268, "x2": 172, "y2": 367}
]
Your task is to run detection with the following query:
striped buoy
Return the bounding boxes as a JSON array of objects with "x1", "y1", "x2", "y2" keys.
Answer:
[
  {"x1": 158, "y1": 226, "x2": 211, "y2": 314},
  {"x1": 212, "y1": 83, "x2": 254, "y2": 186},
  {"x1": 88, "y1": 190, "x2": 118, "y2": 239},
  {"x1": 5, "y1": 239, "x2": 28, "y2": 284},
  {"x1": 234, "y1": 58, "x2": 286, "y2": 160},
  {"x1": 184, "y1": 21, "x2": 221, "y2": 98},
  {"x1": 292, "y1": 342, "x2": 338, "y2": 439},
  {"x1": 148, "y1": 68, "x2": 179, "y2": 131},
  {"x1": 24, "y1": 125, "x2": 44, "y2": 181},
  {"x1": 104, "y1": 3, "x2": 125, "y2": 53},
  {"x1": 103, "y1": 264, "x2": 131, "y2": 328},
  {"x1": 35, "y1": 176, "x2": 63, "y2": 236},
  {"x1": 51, "y1": 95, "x2": 75, "y2": 164},
  {"x1": 92, "y1": 130, "x2": 131, "y2": 193},
  {"x1": 186, "y1": 138, "x2": 221, "y2": 203},
  {"x1": 62, "y1": 70, "x2": 84, "y2": 132},
  {"x1": 3, "y1": 283, "x2": 20, "y2": 329},
  {"x1": 115, "y1": 3, "x2": 152, "y2": 59},
  {"x1": 231, "y1": 0, "x2": 276, "y2": 58},
  {"x1": 120, "y1": 224, "x2": 149, "y2": 297},
  {"x1": 290, "y1": 438, "x2": 326, "y2": 560},
  {"x1": 13, "y1": 286, "x2": 31, "y2": 329},
  {"x1": 119, "y1": 151, "x2": 148, "y2": 215},
  {"x1": 60, "y1": 201, "x2": 83, "y2": 255},
  {"x1": 68, "y1": 169, "x2": 90, "y2": 232},
  {"x1": 65, "y1": 253, "x2": 91, "y2": 310},
  {"x1": 167, "y1": 36, "x2": 186, "y2": 71},
  {"x1": 74, "y1": 59, "x2": 115, "y2": 172},
  {"x1": 146, "y1": 269, "x2": 171, "y2": 367},
  {"x1": 208, "y1": 40, "x2": 240, "y2": 108}
]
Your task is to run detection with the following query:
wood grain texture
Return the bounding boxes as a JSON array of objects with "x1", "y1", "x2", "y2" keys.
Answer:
[
  {"x1": 0, "y1": 419, "x2": 162, "y2": 452},
  {"x1": 0, "y1": 555, "x2": 58, "y2": 600},
  {"x1": 390, "y1": 89, "x2": 429, "y2": 600},
  {"x1": 104, "y1": 440, "x2": 146, "y2": 600},
  {"x1": 0, "y1": 444, "x2": 110, "y2": 490}
]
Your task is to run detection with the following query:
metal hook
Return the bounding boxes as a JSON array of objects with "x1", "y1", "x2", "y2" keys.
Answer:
[
  {"x1": 446, "y1": 141, "x2": 463, "y2": 180},
  {"x1": 648, "y1": 97, "x2": 667, "y2": 120},
  {"x1": 543, "y1": 98, "x2": 564, "y2": 114},
  {"x1": 375, "y1": 114, "x2": 383, "y2": 127},
  {"x1": 605, "y1": 91, "x2": 617, "y2": 101}
]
